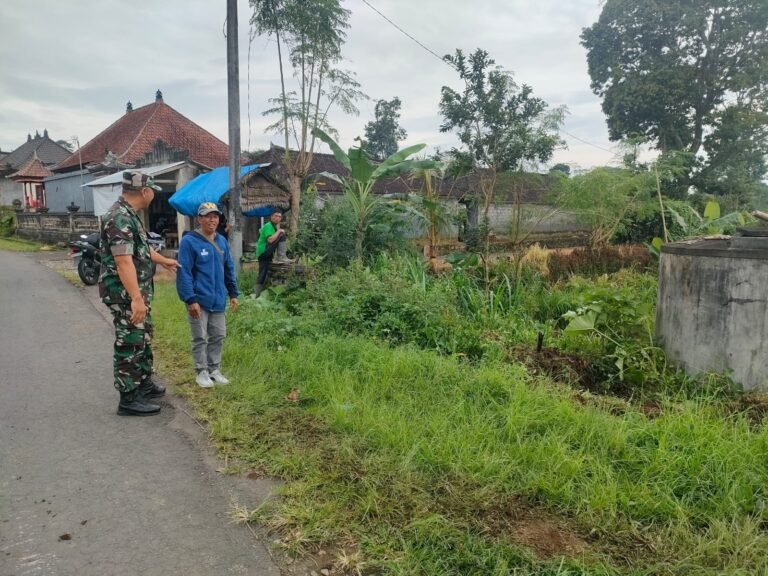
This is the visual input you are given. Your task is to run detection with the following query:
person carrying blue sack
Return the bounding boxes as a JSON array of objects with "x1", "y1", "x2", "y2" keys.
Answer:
[{"x1": 176, "y1": 202, "x2": 239, "y2": 388}]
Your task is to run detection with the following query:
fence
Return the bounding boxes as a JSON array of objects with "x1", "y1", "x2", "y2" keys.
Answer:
[{"x1": 15, "y1": 212, "x2": 100, "y2": 244}]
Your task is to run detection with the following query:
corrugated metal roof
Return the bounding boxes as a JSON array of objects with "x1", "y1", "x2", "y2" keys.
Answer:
[{"x1": 83, "y1": 162, "x2": 188, "y2": 187}]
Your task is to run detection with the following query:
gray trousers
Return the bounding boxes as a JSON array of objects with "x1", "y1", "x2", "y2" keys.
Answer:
[{"x1": 188, "y1": 309, "x2": 226, "y2": 372}]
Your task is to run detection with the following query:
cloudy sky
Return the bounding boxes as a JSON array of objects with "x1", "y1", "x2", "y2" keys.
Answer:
[{"x1": 0, "y1": 0, "x2": 623, "y2": 170}]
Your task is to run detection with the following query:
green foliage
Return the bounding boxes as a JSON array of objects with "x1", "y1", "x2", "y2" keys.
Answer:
[
  {"x1": 0, "y1": 207, "x2": 16, "y2": 237},
  {"x1": 152, "y1": 272, "x2": 768, "y2": 574},
  {"x1": 291, "y1": 188, "x2": 322, "y2": 255},
  {"x1": 0, "y1": 237, "x2": 41, "y2": 252},
  {"x1": 556, "y1": 167, "x2": 654, "y2": 246},
  {"x1": 613, "y1": 199, "x2": 695, "y2": 244},
  {"x1": 292, "y1": 195, "x2": 408, "y2": 267},
  {"x1": 363, "y1": 97, "x2": 408, "y2": 161},
  {"x1": 312, "y1": 127, "x2": 436, "y2": 259},
  {"x1": 582, "y1": 0, "x2": 768, "y2": 194},
  {"x1": 440, "y1": 48, "x2": 565, "y2": 173},
  {"x1": 561, "y1": 276, "x2": 663, "y2": 388},
  {"x1": 314, "y1": 199, "x2": 357, "y2": 267},
  {"x1": 250, "y1": 0, "x2": 366, "y2": 235},
  {"x1": 284, "y1": 259, "x2": 489, "y2": 358}
]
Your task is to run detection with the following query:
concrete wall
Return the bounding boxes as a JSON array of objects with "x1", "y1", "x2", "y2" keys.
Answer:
[
  {"x1": 315, "y1": 193, "x2": 589, "y2": 245},
  {"x1": 656, "y1": 240, "x2": 768, "y2": 391},
  {"x1": 44, "y1": 170, "x2": 96, "y2": 212},
  {"x1": 15, "y1": 212, "x2": 100, "y2": 244},
  {"x1": 0, "y1": 177, "x2": 23, "y2": 206}
]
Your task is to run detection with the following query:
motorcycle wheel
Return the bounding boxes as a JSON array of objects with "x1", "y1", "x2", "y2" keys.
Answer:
[{"x1": 78, "y1": 258, "x2": 100, "y2": 286}]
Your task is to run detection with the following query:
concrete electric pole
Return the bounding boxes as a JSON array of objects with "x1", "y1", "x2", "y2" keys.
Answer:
[{"x1": 226, "y1": 0, "x2": 243, "y2": 269}]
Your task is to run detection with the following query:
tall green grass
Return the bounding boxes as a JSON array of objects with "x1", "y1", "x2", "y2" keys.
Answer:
[{"x1": 152, "y1": 281, "x2": 768, "y2": 575}]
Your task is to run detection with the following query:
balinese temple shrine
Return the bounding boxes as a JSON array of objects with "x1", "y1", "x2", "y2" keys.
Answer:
[{"x1": 11, "y1": 151, "x2": 53, "y2": 211}]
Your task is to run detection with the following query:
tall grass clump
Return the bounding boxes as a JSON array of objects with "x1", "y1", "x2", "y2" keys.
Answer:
[{"x1": 151, "y1": 279, "x2": 768, "y2": 575}]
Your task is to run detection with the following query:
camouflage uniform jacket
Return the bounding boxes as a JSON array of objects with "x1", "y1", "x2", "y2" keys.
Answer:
[{"x1": 99, "y1": 197, "x2": 154, "y2": 304}]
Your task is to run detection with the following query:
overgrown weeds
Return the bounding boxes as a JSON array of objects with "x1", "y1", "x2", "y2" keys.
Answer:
[{"x1": 151, "y1": 257, "x2": 768, "y2": 575}]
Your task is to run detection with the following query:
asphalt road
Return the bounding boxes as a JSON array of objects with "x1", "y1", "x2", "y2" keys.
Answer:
[{"x1": 0, "y1": 250, "x2": 280, "y2": 576}]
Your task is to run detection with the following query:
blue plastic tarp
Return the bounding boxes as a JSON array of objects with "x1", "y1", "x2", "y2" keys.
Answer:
[{"x1": 169, "y1": 164, "x2": 264, "y2": 217}]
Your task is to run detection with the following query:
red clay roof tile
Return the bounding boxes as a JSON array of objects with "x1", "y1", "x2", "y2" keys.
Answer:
[
  {"x1": 11, "y1": 155, "x2": 54, "y2": 180},
  {"x1": 54, "y1": 100, "x2": 230, "y2": 172}
]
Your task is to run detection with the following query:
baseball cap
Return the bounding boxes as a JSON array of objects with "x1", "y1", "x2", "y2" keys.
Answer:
[
  {"x1": 122, "y1": 171, "x2": 162, "y2": 191},
  {"x1": 197, "y1": 202, "x2": 222, "y2": 216}
]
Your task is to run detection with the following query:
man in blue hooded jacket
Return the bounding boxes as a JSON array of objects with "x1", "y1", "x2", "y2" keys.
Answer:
[{"x1": 176, "y1": 202, "x2": 239, "y2": 387}]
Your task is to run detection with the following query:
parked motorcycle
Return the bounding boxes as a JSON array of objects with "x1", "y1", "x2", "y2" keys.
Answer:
[
  {"x1": 68, "y1": 233, "x2": 101, "y2": 285},
  {"x1": 147, "y1": 231, "x2": 165, "y2": 252},
  {"x1": 69, "y1": 231, "x2": 166, "y2": 286}
]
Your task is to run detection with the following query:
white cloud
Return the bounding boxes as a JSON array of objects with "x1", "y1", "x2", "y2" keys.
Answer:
[{"x1": 0, "y1": 0, "x2": 614, "y2": 169}]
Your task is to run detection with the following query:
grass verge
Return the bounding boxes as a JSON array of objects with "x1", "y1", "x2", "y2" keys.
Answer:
[
  {"x1": 151, "y1": 281, "x2": 768, "y2": 576},
  {"x1": 0, "y1": 236, "x2": 45, "y2": 251}
]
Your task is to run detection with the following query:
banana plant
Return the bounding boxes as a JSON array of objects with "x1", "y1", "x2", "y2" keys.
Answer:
[{"x1": 312, "y1": 128, "x2": 438, "y2": 259}]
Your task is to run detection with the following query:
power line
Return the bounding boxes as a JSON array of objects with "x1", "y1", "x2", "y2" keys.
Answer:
[
  {"x1": 359, "y1": 0, "x2": 615, "y2": 156},
  {"x1": 359, "y1": 0, "x2": 455, "y2": 70},
  {"x1": 559, "y1": 129, "x2": 616, "y2": 154}
]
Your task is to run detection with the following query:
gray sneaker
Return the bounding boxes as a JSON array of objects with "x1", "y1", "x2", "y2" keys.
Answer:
[
  {"x1": 195, "y1": 370, "x2": 214, "y2": 388},
  {"x1": 209, "y1": 369, "x2": 230, "y2": 385}
]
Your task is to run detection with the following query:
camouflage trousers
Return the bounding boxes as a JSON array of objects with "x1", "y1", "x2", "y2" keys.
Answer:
[{"x1": 108, "y1": 303, "x2": 154, "y2": 393}]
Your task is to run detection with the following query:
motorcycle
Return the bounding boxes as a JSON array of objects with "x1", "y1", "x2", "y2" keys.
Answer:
[
  {"x1": 68, "y1": 233, "x2": 101, "y2": 286},
  {"x1": 68, "y1": 231, "x2": 167, "y2": 286}
]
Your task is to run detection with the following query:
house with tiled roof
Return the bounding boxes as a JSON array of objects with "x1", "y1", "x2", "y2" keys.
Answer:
[
  {"x1": 53, "y1": 91, "x2": 229, "y2": 173},
  {"x1": 0, "y1": 130, "x2": 71, "y2": 206},
  {"x1": 38, "y1": 91, "x2": 231, "y2": 240},
  {"x1": 250, "y1": 144, "x2": 587, "y2": 246}
]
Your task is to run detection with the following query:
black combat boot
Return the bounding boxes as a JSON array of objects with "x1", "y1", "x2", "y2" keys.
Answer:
[
  {"x1": 117, "y1": 389, "x2": 161, "y2": 416},
  {"x1": 138, "y1": 378, "x2": 166, "y2": 399}
]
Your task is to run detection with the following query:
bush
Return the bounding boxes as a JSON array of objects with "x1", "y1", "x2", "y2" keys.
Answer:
[
  {"x1": 613, "y1": 199, "x2": 694, "y2": 244},
  {"x1": 547, "y1": 246, "x2": 653, "y2": 281},
  {"x1": 284, "y1": 261, "x2": 490, "y2": 358},
  {"x1": 293, "y1": 196, "x2": 410, "y2": 267},
  {"x1": 0, "y1": 207, "x2": 16, "y2": 237}
]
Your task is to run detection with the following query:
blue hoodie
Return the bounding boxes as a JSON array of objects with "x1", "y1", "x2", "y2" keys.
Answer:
[{"x1": 176, "y1": 231, "x2": 239, "y2": 312}]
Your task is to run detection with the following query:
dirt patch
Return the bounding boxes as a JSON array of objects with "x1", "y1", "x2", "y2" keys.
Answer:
[
  {"x1": 481, "y1": 498, "x2": 591, "y2": 560},
  {"x1": 510, "y1": 345, "x2": 604, "y2": 392},
  {"x1": 511, "y1": 346, "x2": 665, "y2": 420},
  {"x1": 511, "y1": 518, "x2": 590, "y2": 559},
  {"x1": 732, "y1": 394, "x2": 768, "y2": 427}
]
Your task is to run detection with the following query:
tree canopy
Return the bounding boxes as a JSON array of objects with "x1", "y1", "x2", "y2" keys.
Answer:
[
  {"x1": 250, "y1": 0, "x2": 365, "y2": 235},
  {"x1": 363, "y1": 97, "x2": 408, "y2": 162},
  {"x1": 439, "y1": 49, "x2": 564, "y2": 174},
  {"x1": 581, "y1": 0, "x2": 768, "y2": 197}
]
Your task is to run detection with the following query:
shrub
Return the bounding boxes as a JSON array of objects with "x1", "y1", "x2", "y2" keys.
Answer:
[
  {"x1": 286, "y1": 262, "x2": 490, "y2": 358},
  {"x1": 0, "y1": 207, "x2": 16, "y2": 237},
  {"x1": 613, "y1": 199, "x2": 694, "y2": 244},
  {"x1": 547, "y1": 246, "x2": 653, "y2": 281},
  {"x1": 294, "y1": 197, "x2": 410, "y2": 267}
]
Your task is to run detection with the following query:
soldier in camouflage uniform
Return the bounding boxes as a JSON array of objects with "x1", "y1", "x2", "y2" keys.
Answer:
[{"x1": 100, "y1": 170, "x2": 179, "y2": 416}]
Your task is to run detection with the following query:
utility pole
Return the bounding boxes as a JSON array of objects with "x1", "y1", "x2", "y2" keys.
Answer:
[{"x1": 226, "y1": 0, "x2": 243, "y2": 269}]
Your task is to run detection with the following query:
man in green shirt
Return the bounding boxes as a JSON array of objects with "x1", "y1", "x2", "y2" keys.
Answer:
[{"x1": 254, "y1": 211, "x2": 288, "y2": 296}]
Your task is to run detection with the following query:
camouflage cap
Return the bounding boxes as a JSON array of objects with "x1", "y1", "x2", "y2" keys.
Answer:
[
  {"x1": 197, "y1": 202, "x2": 222, "y2": 216},
  {"x1": 122, "y1": 171, "x2": 162, "y2": 192}
]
